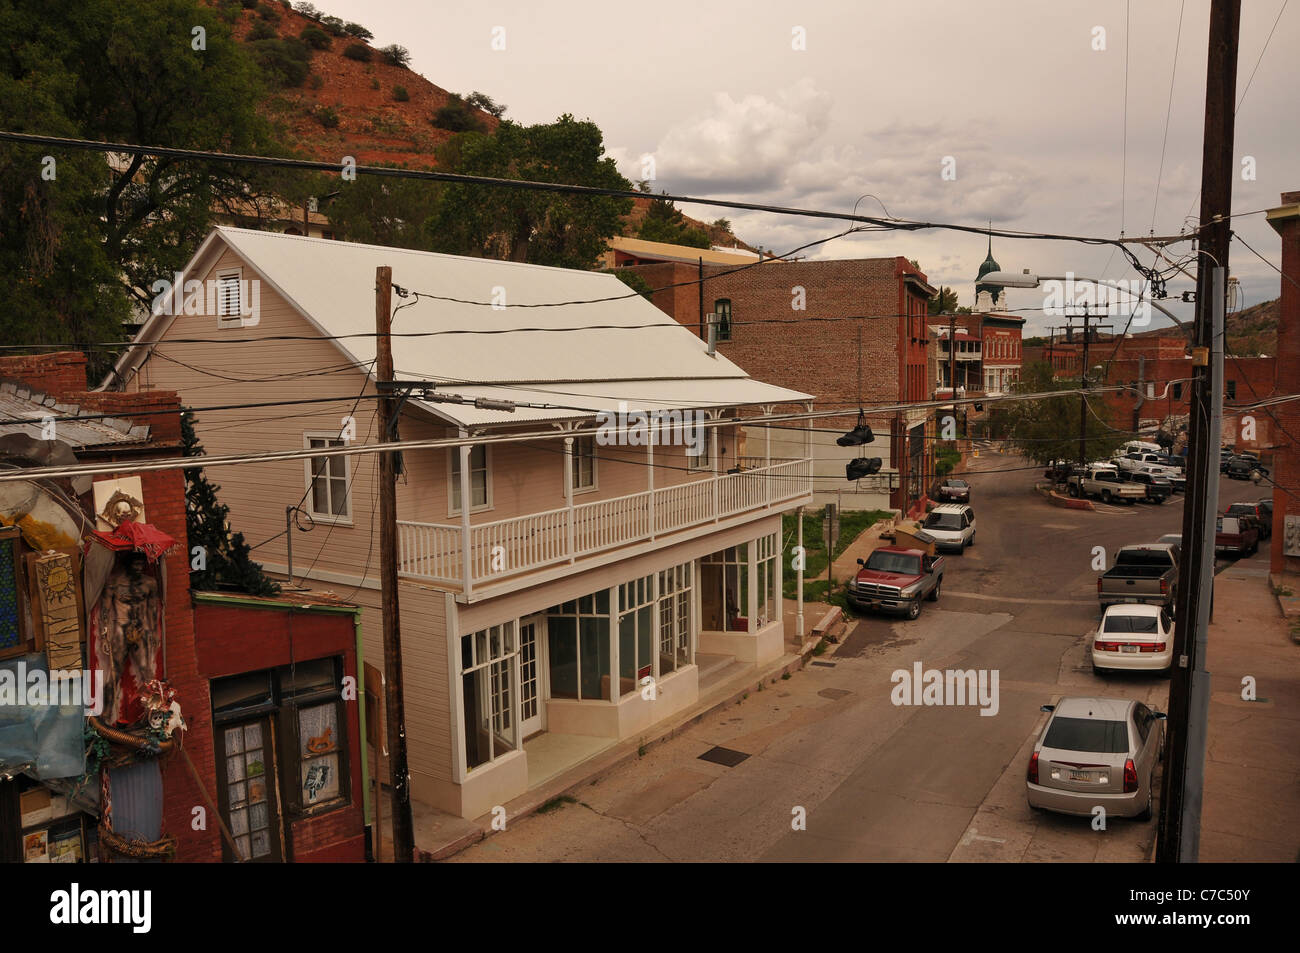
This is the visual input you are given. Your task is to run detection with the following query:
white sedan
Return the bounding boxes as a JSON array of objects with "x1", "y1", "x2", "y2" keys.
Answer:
[{"x1": 1091, "y1": 604, "x2": 1174, "y2": 675}]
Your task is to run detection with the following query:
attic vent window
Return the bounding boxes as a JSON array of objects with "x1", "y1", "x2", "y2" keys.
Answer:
[{"x1": 216, "y1": 271, "x2": 244, "y2": 328}]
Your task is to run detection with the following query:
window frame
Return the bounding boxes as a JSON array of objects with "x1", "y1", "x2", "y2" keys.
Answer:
[
  {"x1": 215, "y1": 268, "x2": 246, "y2": 329},
  {"x1": 569, "y1": 435, "x2": 598, "y2": 495},
  {"x1": 459, "y1": 622, "x2": 519, "y2": 770},
  {"x1": 303, "y1": 432, "x2": 352, "y2": 525},
  {"x1": 448, "y1": 443, "x2": 493, "y2": 516},
  {"x1": 713, "y1": 299, "x2": 732, "y2": 341},
  {"x1": 687, "y1": 428, "x2": 712, "y2": 471}
]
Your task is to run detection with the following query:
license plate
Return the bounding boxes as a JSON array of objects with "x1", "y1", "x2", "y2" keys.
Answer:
[
  {"x1": 1121, "y1": 645, "x2": 1139, "y2": 654},
  {"x1": 1123, "y1": 597, "x2": 1138, "y2": 603},
  {"x1": 1070, "y1": 770, "x2": 1091, "y2": 781}
]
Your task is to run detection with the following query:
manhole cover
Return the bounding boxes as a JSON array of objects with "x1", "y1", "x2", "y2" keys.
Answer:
[
  {"x1": 811, "y1": 660, "x2": 836, "y2": 668},
  {"x1": 818, "y1": 688, "x2": 851, "y2": 700},
  {"x1": 698, "y1": 746, "x2": 751, "y2": 767}
]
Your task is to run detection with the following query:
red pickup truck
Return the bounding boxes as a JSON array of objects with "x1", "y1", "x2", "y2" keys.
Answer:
[
  {"x1": 846, "y1": 546, "x2": 945, "y2": 620},
  {"x1": 1215, "y1": 516, "x2": 1259, "y2": 557}
]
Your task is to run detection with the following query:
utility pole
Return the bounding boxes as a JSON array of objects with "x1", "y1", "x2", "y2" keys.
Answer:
[
  {"x1": 1078, "y1": 308, "x2": 1091, "y2": 470},
  {"x1": 375, "y1": 265, "x2": 415, "y2": 862},
  {"x1": 1158, "y1": 0, "x2": 1239, "y2": 864}
]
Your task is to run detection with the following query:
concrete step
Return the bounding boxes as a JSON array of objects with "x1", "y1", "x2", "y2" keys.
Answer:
[{"x1": 699, "y1": 657, "x2": 751, "y2": 697}]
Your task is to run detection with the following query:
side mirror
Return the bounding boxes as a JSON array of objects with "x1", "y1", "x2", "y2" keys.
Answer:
[
  {"x1": 856, "y1": 558, "x2": 865, "y2": 567},
  {"x1": 1040, "y1": 704, "x2": 1055, "y2": 713}
]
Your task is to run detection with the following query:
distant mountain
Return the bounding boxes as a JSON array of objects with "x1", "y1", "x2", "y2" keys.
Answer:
[{"x1": 1225, "y1": 297, "x2": 1279, "y2": 356}]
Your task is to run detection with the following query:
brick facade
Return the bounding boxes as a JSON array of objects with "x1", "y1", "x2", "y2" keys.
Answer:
[
  {"x1": 1267, "y1": 191, "x2": 1300, "y2": 573},
  {"x1": 622, "y1": 256, "x2": 936, "y2": 510}
]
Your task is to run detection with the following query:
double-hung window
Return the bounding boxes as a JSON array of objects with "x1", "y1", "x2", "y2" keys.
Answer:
[
  {"x1": 450, "y1": 444, "x2": 490, "y2": 514},
  {"x1": 571, "y1": 435, "x2": 596, "y2": 492},
  {"x1": 304, "y1": 434, "x2": 350, "y2": 521}
]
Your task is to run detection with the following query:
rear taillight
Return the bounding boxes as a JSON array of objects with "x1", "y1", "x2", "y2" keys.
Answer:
[
  {"x1": 1028, "y1": 751, "x2": 1039, "y2": 785},
  {"x1": 1141, "y1": 642, "x2": 1167, "y2": 653},
  {"x1": 1095, "y1": 640, "x2": 1120, "y2": 652},
  {"x1": 1123, "y1": 758, "x2": 1138, "y2": 793},
  {"x1": 1160, "y1": 579, "x2": 1168, "y2": 593}
]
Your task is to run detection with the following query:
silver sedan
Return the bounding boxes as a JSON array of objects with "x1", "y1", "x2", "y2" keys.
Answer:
[{"x1": 1026, "y1": 697, "x2": 1165, "y2": 820}]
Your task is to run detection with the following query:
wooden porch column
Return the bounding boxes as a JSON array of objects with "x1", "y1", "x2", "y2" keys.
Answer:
[
  {"x1": 459, "y1": 429, "x2": 473, "y2": 599},
  {"x1": 761, "y1": 403, "x2": 774, "y2": 508},
  {"x1": 647, "y1": 419, "x2": 656, "y2": 541},
  {"x1": 711, "y1": 412, "x2": 721, "y2": 523},
  {"x1": 564, "y1": 435, "x2": 576, "y2": 563}
]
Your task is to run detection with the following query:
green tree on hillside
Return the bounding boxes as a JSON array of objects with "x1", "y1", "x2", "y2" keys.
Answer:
[
  {"x1": 983, "y1": 361, "x2": 1126, "y2": 466},
  {"x1": 637, "y1": 197, "x2": 710, "y2": 248}
]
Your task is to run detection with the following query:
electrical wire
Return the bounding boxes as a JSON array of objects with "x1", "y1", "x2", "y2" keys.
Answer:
[{"x1": 1150, "y1": 0, "x2": 1186, "y2": 235}]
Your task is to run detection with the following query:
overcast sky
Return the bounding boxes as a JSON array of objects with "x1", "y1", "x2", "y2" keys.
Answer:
[{"x1": 320, "y1": 0, "x2": 1297, "y2": 337}]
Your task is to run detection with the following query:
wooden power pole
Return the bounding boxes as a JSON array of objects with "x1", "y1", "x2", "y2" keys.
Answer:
[
  {"x1": 375, "y1": 265, "x2": 415, "y2": 862},
  {"x1": 1157, "y1": 0, "x2": 1240, "y2": 864}
]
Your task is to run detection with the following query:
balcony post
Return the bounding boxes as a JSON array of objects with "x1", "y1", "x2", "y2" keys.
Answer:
[
  {"x1": 564, "y1": 436, "x2": 576, "y2": 563},
  {"x1": 711, "y1": 414, "x2": 720, "y2": 522},
  {"x1": 796, "y1": 505, "x2": 805, "y2": 645},
  {"x1": 647, "y1": 419, "x2": 656, "y2": 541},
  {"x1": 761, "y1": 403, "x2": 774, "y2": 507},
  {"x1": 459, "y1": 430, "x2": 473, "y2": 598}
]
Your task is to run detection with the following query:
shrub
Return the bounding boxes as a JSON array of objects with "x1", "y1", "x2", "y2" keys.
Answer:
[
  {"x1": 257, "y1": 2, "x2": 280, "y2": 21},
  {"x1": 240, "y1": 0, "x2": 259, "y2": 8},
  {"x1": 342, "y1": 21, "x2": 373, "y2": 40},
  {"x1": 319, "y1": 15, "x2": 346, "y2": 36},
  {"x1": 251, "y1": 37, "x2": 313, "y2": 87},
  {"x1": 379, "y1": 44, "x2": 410, "y2": 67},
  {"x1": 308, "y1": 72, "x2": 324, "y2": 89},
  {"x1": 292, "y1": 1, "x2": 321, "y2": 18},
  {"x1": 248, "y1": 19, "x2": 277, "y2": 40},
  {"x1": 391, "y1": 85, "x2": 409, "y2": 102},
  {"x1": 343, "y1": 42, "x2": 371, "y2": 62},
  {"x1": 431, "y1": 93, "x2": 484, "y2": 132},
  {"x1": 300, "y1": 25, "x2": 331, "y2": 49},
  {"x1": 312, "y1": 105, "x2": 339, "y2": 128}
]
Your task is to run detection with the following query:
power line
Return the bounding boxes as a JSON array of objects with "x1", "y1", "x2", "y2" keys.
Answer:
[{"x1": 1151, "y1": 0, "x2": 1187, "y2": 234}]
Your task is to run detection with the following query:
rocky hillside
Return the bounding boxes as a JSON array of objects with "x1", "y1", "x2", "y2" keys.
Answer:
[{"x1": 217, "y1": 1, "x2": 753, "y2": 252}]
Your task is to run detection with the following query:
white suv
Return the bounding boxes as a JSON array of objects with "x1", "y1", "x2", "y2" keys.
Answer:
[{"x1": 922, "y1": 503, "x2": 976, "y2": 552}]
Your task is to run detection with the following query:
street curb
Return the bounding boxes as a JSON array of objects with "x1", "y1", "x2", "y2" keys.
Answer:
[
  {"x1": 1034, "y1": 482, "x2": 1096, "y2": 510},
  {"x1": 438, "y1": 639, "x2": 826, "y2": 859},
  {"x1": 1268, "y1": 573, "x2": 1300, "y2": 629}
]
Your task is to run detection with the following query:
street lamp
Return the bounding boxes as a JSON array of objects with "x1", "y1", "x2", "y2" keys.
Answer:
[{"x1": 980, "y1": 270, "x2": 1189, "y2": 335}]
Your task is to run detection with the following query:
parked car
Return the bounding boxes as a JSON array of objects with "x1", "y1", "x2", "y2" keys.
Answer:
[
  {"x1": 1116, "y1": 451, "x2": 1177, "y2": 475},
  {"x1": 1157, "y1": 533, "x2": 1182, "y2": 547},
  {"x1": 1098, "y1": 543, "x2": 1180, "y2": 614},
  {"x1": 1044, "y1": 460, "x2": 1075, "y2": 483},
  {"x1": 847, "y1": 547, "x2": 944, "y2": 620},
  {"x1": 1122, "y1": 469, "x2": 1173, "y2": 503},
  {"x1": 921, "y1": 503, "x2": 976, "y2": 552},
  {"x1": 1153, "y1": 453, "x2": 1187, "y2": 473},
  {"x1": 1225, "y1": 455, "x2": 1269, "y2": 481},
  {"x1": 1257, "y1": 497, "x2": 1274, "y2": 527},
  {"x1": 1119, "y1": 440, "x2": 1163, "y2": 456},
  {"x1": 1215, "y1": 515, "x2": 1259, "y2": 557},
  {"x1": 931, "y1": 478, "x2": 971, "y2": 503},
  {"x1": 1026, "y1": 697, "x2": 1165, "y2": 820},
  {"x1": 1067, "y1": 466, "x2": 1146, "y2": 504},
  {"x1": 1131, "y1": 463, "x2": 1184, "y2": 493},
  {"x1": 1226, "y1": 502, "x2": 1271, "y2": 539},
  {"x1": 1092, "y1": 604, "x2": 1174, "y2": 675}
]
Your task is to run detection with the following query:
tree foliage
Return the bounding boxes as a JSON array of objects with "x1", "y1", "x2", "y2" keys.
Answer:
[
  {"x1": 0, "y1": 0, "x2": 288, "y2": 377},
  {"x1": 637, "y1": 197, "x2": 710, "y2": 248},
  {"x1": 983, "y1": 361, "x2": 1126, "y2": 466},
  {"x1": 182, "y1": 410, "x2": 279, "y2": 596}
]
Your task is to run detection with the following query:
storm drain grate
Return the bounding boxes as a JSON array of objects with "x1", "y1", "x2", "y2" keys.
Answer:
[
  {"x1": 818, "y1": 688, "x2": 852, "y2": 700},
  {"x1": 811, "y1": 661, "x2": 837, "y2": 668},
  {"x1": 698, "y1": 746, "x2": 751, "y2": 767}
]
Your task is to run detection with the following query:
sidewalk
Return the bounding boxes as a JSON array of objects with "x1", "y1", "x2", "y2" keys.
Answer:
[{"x1": 1198, "y1": 562, "x2": 1300, "y2": 861}]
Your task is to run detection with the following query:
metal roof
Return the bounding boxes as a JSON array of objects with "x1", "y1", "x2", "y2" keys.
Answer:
[
  {"x1": 0, "y1": 383, "x2": 149, "y2": 448},
  {"x1": 134, "y1": 228, "x2": 813, "y2": 427}
]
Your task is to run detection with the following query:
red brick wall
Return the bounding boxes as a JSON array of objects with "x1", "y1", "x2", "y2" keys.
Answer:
[
  {"x1": 194, "y1": 602, "x2": 365, "y2": 863},
  {"x1": 622, "y1": 256, "x2": 935, "y2": 508},
  {"x1": 1269, "y1": 192, "x2": 1300, "y2": 573},
  {"x1": 0, "y1": 351, "x2": 88, "y2": 398}
]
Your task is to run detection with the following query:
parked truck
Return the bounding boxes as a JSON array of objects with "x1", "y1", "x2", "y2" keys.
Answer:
[
  {"x1": 847, "y1": 547, "x2": 945, "y2": 620},
  {"x1": 1097, "y1": 543, "x2": 1180, "y2": 614},
  {"x1": 1215, "y1": 516, "x2": 1259, "y2": 557},
  {"x1": 1067, "y1": 466, "x2": 1147, "y2": 505}
]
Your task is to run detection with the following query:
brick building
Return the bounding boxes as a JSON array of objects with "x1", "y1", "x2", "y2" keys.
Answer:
[
  {"x1": 0, "y1": 351, "x2": 369, "y2": 862},
  {"x1": 620, "y1": 255, "x2": 936, "y2": 513},
  {"x1": 1267, "y1": 191, "x2": 1300, "y2": 575}
]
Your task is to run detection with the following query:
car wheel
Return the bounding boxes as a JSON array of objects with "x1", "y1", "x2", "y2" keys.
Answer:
[
  {"x1": 928, "y1": 578, "x2": 941, "y2": 602},
  {"x1": 1136, "y1": 786, "x2": 1153, "y2": 822},
  {"x1": 906, "y1": 599, "x2": 921, "y2": 620},
  {"x1": 1103, "y1": 490, "x2": 1113, "y2": 504},
  {"x1": 968, "y1": 531, "x2": 975, "y2": 546},
  {"x1": 1068, "y1": 484, "x2": 1079, "y2": 498},
  {"x1": 1092, "y1": 664, "x2": 1106, "y2": 676}
]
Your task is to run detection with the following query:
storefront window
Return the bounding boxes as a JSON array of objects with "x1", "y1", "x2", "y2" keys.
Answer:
[
  {"x1": 546, "y1": 592, "x2": 611, "y2": 701},
  {"x1": 460, "y1": 623, "x2": 517, "y2": 769},
  {"x1": 700, "y1": 544, "x2": 749, "y2": 632},
  {"x1": 657, "y1": 562, "x2": 693, "y2": 672},
  {"x1": 618, "y1": 576, "x2": 654, "y2": 697}
]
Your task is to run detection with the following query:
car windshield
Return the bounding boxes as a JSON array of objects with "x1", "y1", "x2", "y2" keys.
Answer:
[
  {"x1": 948, "y1": 480, "x2": 968, "y2": 488},
  {"x1": 924, "y1": 513, "x2": 963, "y2": 530},
  {"x1": 864, "y1": 552, "x2": 922, "y2": 574},
  {"x1": 1226, "y1": 504, "x2": 1254, "y2": 516},
  {"x1": 1093, "y1": 472, "x2": 1118, "y2": 482},
  {"x1": 1104, "y1": 614, "x2": 1159, "y2": 634},
  {"x1": 1043, "y1": 716, "x2": 1130, "y2": 753}
]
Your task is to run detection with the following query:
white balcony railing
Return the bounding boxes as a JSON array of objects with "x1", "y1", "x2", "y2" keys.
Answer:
[{"x1": 397, "y1": 458, "x2": 812, "y2": 589}]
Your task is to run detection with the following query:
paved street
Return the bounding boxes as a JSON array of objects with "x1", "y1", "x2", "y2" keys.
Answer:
[{"x1": 452, "y1": 449, "x2": 1274, "y2": 862}]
